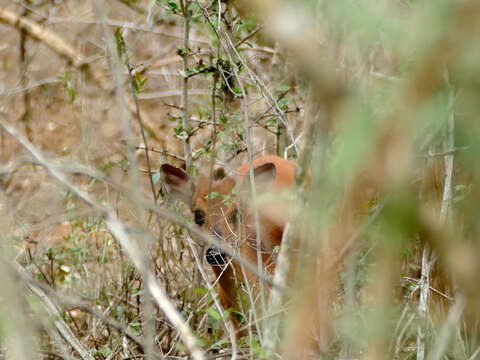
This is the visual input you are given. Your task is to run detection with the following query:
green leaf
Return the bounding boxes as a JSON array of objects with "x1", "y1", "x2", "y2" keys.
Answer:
[
  {"x1": 94, "y1": 348, "x2": 111, "y2": 357},
  {"x1": 129, "y1": 322, "x2": 141, "y2": 335},
  {"x1": 278, "y1": 97, "x2": 290, "y2": 108},
  {"x1": 268, "y1": 118, "x2": 279, "y2": 127},
  {"x1": 176, "y1": 46, "x2": 188, "y2": 57},
  {"x1": 66, "y1": 85, "x2": 75, "y2": 103},
  {"x1": 167, "y1": 1, "x2": 178, "y2": 11},
  {"x1": 174, "y1": 126, "x2": 184, "y2": 135},
  {"x1": 193, "y1": 149, "x2": 205, "y2": 160},
  {"x1": 276, "y1": 84, "x2": 291, "y2": 93},
  {"x1": 114, "y1": 28, "x2": 125, "y2": 59},
  {"x1": 206, "y1": 308, "x2": 221, "y2": 320},
  {"x1": 58, "y1": 71, "x2": 75, "y2": 103},
  {"x1": 132, "y1": 73, "x2": 148, "y2": 92},
  {"x1": 205, "y1": 191, "x2": 220, "y2": 200}
]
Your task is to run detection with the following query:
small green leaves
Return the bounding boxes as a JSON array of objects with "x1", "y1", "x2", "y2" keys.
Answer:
[
  {"x1": 45, "y1": 247, "x2": 54, "y2": 260},
  {"x1": 132, "y1": 73, "x2": 148, "y2": 92},
  {"x1": 205, "y1": 191, "x2": 220, "y2": 200},
  {"x1": 276, "y1": 84, "x2": 291, "y2": 93},
  {"x1": 58, "y1": 71, "x2": 75, "y2": 104},
  {"x1": 194, "y1": 288, "x2": 208, "y2": 295},
  {"x1": 267, "y1": 117, "x2": 279, "y2": 127},
  {"x1": 174, "y1": 125, "x2": 184, "y2": 136},
  {"x1": 206, "y1": 308, "x2": 221, "y2": 320},
  {"x1": 167, "y1": 1, "x2": 178, "y2": 11},
  {"x1": 129, "y1": 322, "x2": 141, "y2": 335},
  {"x1": 193, "y1": 148, "x2": 205, "y2": 160},
  {"x1": 114, "y1": 28, "x2": 125, "y2": 60},
  {"x1": 453, "y1": 184, "x2": 471, "y2": 203},
  {"x1": 93, "y1": 348, "x2": 111, "y2": 357},
  {"x1": 174, "y1": 125, "x2": 189, "y2": 140},
  {"x1": 277, "y1": 97, "x2": 290, "y2": 110},
  {"x1": 185, "y1": 64, "x2": 216, "y2": 78},
  {"x1": 176, "y1": 46, "x2": 188, "y2": 57},
  {"x1": 222, "y1": 193, "x2": 231, "y2": 203}
]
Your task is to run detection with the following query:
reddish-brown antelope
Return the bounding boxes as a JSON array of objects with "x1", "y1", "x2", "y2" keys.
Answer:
[{"x1": 160, "y1": 155, "x2": 296, "y2": 332}]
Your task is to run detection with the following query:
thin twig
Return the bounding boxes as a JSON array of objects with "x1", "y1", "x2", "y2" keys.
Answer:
[
  {"x1": 403, "y1": 277, "x2": 455, "y2": 302},
  {"x1": 425, "y1": 146, "x2": 467, "y2": 157},
  {"x1": 135, "y1": 146, "x2": 185, "y2": 161},
  {"x1": 180, "y1": 0, "x2": 192, "y2": 171},
  {"x1": 47, "y1": 17, "x2": 210, "y2": 43},
  {"x1": 235, "y1": 25, "x2": 263, "y2": 48},
  {"x1": 440, "y1": 86, "x2": 455, "y2": 223},
  {"x1": 19, "y1": 1, "x2": 32, "y2": 140},
  {"x1": 119, "y1": 31, "x2": 157, "y2": 203},
  {"x1": 263, "y1": 87, "x2": 319, "y2": 356},
  {"x1": 0, "y1": 77, "x2": 60, "y2": 96},
  {"x1": 416, "y1": 242, "x2": 433, "y2": 360}
]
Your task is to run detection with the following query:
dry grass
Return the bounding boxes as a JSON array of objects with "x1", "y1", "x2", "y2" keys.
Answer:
[{"x1": 1, "y1": 0, "x2": 480, "y2": 359}]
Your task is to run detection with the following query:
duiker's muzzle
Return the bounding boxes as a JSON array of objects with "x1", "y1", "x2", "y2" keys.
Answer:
[{"x1": 205, "y1": 247, "x2": 228, "y2": 266}]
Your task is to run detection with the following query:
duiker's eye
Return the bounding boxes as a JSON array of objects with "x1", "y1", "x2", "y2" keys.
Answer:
[
  {"x1": 193, "y1": 210, "x2": 205, "y2": 226},
  {"x1": 229, "y1": 208, "x2": 239, "y2": 224}
]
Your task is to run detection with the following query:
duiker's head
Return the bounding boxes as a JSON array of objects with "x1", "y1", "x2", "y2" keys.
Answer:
[{"x1": 160, "y1": 161, "x2": 277, "y2": 266}]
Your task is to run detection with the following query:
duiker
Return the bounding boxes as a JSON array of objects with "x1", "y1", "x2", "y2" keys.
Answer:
[{"x1": 160, "y1": 155, "x2": 296, "y2": 331}]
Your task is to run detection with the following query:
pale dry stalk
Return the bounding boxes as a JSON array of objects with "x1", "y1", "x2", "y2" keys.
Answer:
[
  {"x1": 180, "y1": 0, "x2": 192, "y2": 170},
  {"x1": 263, "y1": 87, "x2": 320, "y2": 357}
]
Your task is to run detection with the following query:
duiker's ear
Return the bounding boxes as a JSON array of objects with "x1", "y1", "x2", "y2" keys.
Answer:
[
  {"x1": 212, "y1": 167, "x2": 226, "y2": 180},
  {"x1": 253, "y1": 162, "x2": 276, "y2": 189},
  {"x1": 243, "y1": 162, "x2": 276, "y2": 192},
  {"x1": 160, "y1": 164, "x2": 193, "y2": 207}
]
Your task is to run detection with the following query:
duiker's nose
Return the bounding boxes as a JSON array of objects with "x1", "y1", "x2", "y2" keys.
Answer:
[{"x1": 206, "y1": 247, "x2": 228, "y2": 266}]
